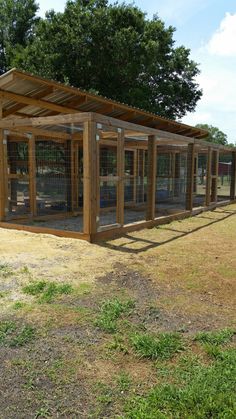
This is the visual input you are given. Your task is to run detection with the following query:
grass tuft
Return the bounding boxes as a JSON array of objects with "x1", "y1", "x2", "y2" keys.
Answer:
[
  {"x1": 194, "y1": 328, "x2": 235, "y2": 346},
  {"x1": 0, "y1": 321, "x2": 35, "y2": 347},
  {"x1": 95, "y1": 298, "x2": 135, "y2": 333},
  {"x1": 130, "y1": 332, "x2": 184, "y2": 360},
  {"x1": 22, "y1": 280, "x2": 73, "y2": 303},
  {"x1": 125, "y1": 348, "x2": 236, "y2": 418}
]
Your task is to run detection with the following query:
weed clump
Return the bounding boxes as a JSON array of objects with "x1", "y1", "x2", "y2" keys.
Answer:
[
  {"x1": 130, "y1": 332, "x2": 184, "y2": 360},
  {"x1": 22, "y1": 280, "x2": 73, "y2": 303},
  {"x1": 95, "y1": 298, "x2": 135, "y2": 333}
]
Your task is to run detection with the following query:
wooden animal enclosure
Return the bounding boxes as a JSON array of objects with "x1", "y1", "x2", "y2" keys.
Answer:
[{"x1": 0, "y1": 70, "x2": 235, "y2": 242}]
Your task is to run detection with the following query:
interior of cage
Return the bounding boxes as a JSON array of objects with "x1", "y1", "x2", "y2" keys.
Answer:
[{"x1": 3, "y1": 117, "x2": 233, "y2": 237}]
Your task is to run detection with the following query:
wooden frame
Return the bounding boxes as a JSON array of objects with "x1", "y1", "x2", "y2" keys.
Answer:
[{"x1": 0, "y1": 110, "x2": 235, "y2": 242}]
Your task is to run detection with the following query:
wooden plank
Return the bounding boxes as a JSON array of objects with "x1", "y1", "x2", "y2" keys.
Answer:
[
  {"x1": 83, "y1": 120, "x2": 98, "y2": 234},
  {"x1": 230, "y1": 151, "x2": 236, "y2": 200},
  {"x1": 146, "y1": 135, "x2": 157, "y2": 220},
  {"x1": 28, "y1": 134, "x2": 37, "y2": 216},
  {"x1": 186, "y1": 144, "x2": 195, "y2": 210},
  {"x1": 0, "y1": 221, "x2": 90, "y2": 241},
  {"x1": 205, "y1": 147, "x2": 212, "y2": 206},
  {"x1": 117, "y1": 129, "x2": 125, "y2": 226}
]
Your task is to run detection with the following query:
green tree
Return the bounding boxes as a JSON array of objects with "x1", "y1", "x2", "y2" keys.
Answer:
[
  {"x1": 195, "y1": 124, "x2": 228, "y2": 145},
  {"x1": 13, "y1": 0, "x2": 202, "y2": 119},
  {"x1": 0, "y1": 0, "x2": 39, "y2": 74}
]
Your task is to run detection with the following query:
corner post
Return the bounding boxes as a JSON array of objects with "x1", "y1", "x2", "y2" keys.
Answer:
[
  {"x1": 230, "y1": 151, "x2": 236, "y2": 200},
  {"x1": 83, "y1": 118, "x2": 98, "y2": 237},
  {"x1": 146, "y1": 135, "x2": 157, "y2": 220},
  {"x1": 186, "y1": 143, "x2": 195, "y2": 211}
]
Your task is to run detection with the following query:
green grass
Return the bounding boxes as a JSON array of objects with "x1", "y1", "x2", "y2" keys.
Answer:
[
  {"x1": 194, "y1": 328, "x2": 235, "y2": 345},
  {"x1": 22, "y1": 280, "x2": 73, "y2": 303},
  {"x1": 0, "y1": 321, "x2": 35, "y2": 347},
  {"x1": 130, "y1": 332, "x2": 184, "y2": 360},
  {"x1": 125, "y1": 348, "x2": 236, "y2": 418},
  {"x1": 95, "y1": 298, "x2": 135, "y2": 333},
  {"x1": 12, "y1": 301, "x2": 26, "y2": 310}
]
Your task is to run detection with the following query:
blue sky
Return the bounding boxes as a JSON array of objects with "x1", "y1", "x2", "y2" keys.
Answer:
[{"x1": 38, "y1": 0, "x2": 236, "y2": 144}]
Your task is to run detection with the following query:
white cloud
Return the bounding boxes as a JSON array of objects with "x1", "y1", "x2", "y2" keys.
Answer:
[{"x1": 207, "y1": 13, "x2": 236, "y2": 56}]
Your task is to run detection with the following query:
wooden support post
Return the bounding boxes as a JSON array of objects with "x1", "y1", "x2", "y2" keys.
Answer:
[
  {"x1": 28, "y1": 134, "x2": 37, "y2": 216},
  {"x1": 0, "y1": 100, "x2": 6, "y2": 220},
  {"x1": 83, "y1": 120, "x2": 98, "y2": 236},
  {"x1": 211, "y1": 150, "x2": 219, "y2": 203},
  {"x1": 146, "y1": 135, "x2": 156, "y2": 220},
  {"x1": 117, "y1": 129, "x2": 124, "y2": 226},
  {"x1": 206, "y1": 146, "x2": 212, "y2": 206},
  {"x1": 186, "y1": 143, "x2": 195, "y2": 211},
  {"x1": 0, "y1": 128, "x2": 5, "y2": 220},
  {"x1": 230, "y1": 151, "x2": 236, "y2": 200}
]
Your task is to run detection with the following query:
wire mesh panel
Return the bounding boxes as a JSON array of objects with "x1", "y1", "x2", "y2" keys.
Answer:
[
  {"x1": 99, "y1": 145, "x2": 118, "y2": 226},
  {"x1": 124, "y1": 148, "x2": 147, "y2": 224},
  {"x1": 217, "y1": 152, "x2": 232, "y2": 201},
  {"x1": 35, "y1": 140, "x2": 70, "y2": 215},
  {"x1": 193, "y1": 153, "x2": 207, "y2": 207},
  {"x1": 155, "y1": 151, "x2": 187, "y2": 216},
  {"x1": 6, "y1": 140, "x2": 30, "y2": 218}
]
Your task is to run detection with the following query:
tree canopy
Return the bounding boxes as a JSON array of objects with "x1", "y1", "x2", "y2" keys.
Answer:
[
  {"x1": 195, "y1": 124, "x2": 228, "y2": 146},
  {"x1": 1, "y1": 0, "x2": 202, "y2": 119},
  {"x1": 0, "y1": 0, "x2": 39, "y2": 74}
]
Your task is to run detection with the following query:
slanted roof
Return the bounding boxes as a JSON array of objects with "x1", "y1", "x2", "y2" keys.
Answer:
[{"x1": 0, "y1": 68, "x2": 208, "y2": 139}]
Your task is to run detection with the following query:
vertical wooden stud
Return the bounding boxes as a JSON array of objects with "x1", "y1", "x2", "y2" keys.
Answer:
[
  {"x1": 0, "y1": 128, "x2": 5, "y2": 221},
  {"x1": 206, "y1": 146, "x2": 212, "y2": 206},
  {"x1": 28, "y1": 134, "x2": 37, "y2": 216},
  {"x1": 83, "y1": 120, "x2": 98, "y2": 236},
  {"x1": 117, "y1": 128, "x2": 124, "y2": 226},
  {"x1": 211, "y1": 150, "x2": 219, "y2": 203},
  {"x1": 230, "y1": 151, "x2": 236, "y2": 200},
  {"x1": 146, "y1": 135, "x2": 156, "y2": 220},
  {"x1": 186, "y1": 143, "x2": 195, "y2": 211}
]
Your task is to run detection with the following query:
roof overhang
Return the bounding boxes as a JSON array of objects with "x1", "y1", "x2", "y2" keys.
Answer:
[{"x1": 0, "y1": 68, "x2": 208, "y2": 139}]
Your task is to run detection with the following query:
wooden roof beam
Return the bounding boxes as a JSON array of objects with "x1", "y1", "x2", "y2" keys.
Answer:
[
  {"x1": 0, "y1": 89, "x2": 78, "y2": 114},
  {"x1": 3, "y1": 86, "x2": 55, "y2": 117}
]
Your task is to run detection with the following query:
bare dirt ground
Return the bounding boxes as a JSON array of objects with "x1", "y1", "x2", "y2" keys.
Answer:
[{"x1": 0, "y1": 204, "x2": 235, "y2": 418}]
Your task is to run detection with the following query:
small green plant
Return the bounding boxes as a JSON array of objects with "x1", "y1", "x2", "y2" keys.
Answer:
[
  {"x1": 117, "y1": 372, "x2": 132, "y2": 392},
  {"x1": 22, "y1": 280, "x2": 73, "y2": 303},
  {"x1": 95, "y1": 298, "x2": 135, "y2": 333},
  {"x1": 194, "y1": 328, "x2": 235, "y2": 346},
  {"x1": 109, "y1": 335, "x2": 129, "y2": 354},
  {"x1": 0, "y1": 321, "x2": 35, "y2": 347},
  {"x1": 34, "y1": 407, "x2": 50, "y2": 418},
  {"x1": 12, "y1": 301, "x2": 26, "y2": 310},
  {"x1": 130, "y1": 332, "x2": 184, "y2": 360},
  {"x1": 23, "y1": 280, "x2": 47, "y2": 296}
]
